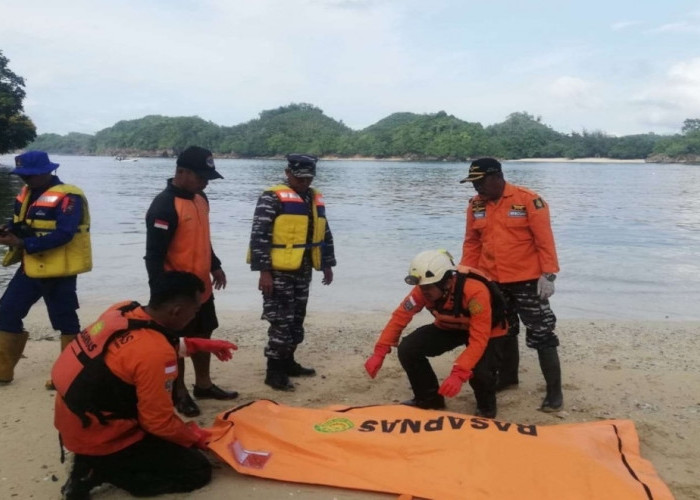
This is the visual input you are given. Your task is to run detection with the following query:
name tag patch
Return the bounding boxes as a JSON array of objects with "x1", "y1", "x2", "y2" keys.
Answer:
[{"x1": 509, "y1": 204, "x2": 527, "y2": 217}]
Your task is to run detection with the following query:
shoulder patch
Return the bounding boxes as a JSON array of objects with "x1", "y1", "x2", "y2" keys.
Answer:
[
  {"x1": 467, "y1": 299, "x2": 484, "y2": 316},
  {"x1": 153, "y1": 219, "x2": 169, "y2": 230},
  {"x1": 533, "y1": 198, "x2": 545, "y2": 209},
  {"x1": 402, "y1": 297, "x2": 417, "y2": 311}
]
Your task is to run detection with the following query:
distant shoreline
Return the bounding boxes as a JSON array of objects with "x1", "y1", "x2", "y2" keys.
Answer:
[
  {"x1": 4, "y1": 153, "x2": 697, "y2": 165},
  {"x1": 509, "y1": 157, "x2": 646, "y2": 164}
]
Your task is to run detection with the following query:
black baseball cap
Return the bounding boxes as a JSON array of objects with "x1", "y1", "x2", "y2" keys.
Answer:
[
  {"x1": 459, "y1": 158, "x2": 502, "y2": 183},
  {"x1": 176, "y1": 146, "x2": 223, "y2": 180}
]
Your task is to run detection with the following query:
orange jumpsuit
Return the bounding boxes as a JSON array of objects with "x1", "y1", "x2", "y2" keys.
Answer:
[
  {"x1": 377, "y1": 270, "x2": 506, "y2": 373},
  {"x1": 54, "y1": 305, "x2": 199, "y2": 456},
  {"x1": 461, "y1": 182, "x2": 559, "y2": 283}
]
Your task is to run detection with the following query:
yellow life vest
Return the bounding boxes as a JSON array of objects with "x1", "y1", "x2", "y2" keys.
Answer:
[
  {"x1": 9, "y1": 184, "x2": 92, "y2": 278},
  {"x1": 269, "y1": 184, "x2": 327, "y2": 271}
]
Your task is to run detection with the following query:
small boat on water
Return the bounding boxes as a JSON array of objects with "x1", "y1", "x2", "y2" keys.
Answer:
[{"x1": 114, "y1": 156, "x2": 138, "y2": 162}]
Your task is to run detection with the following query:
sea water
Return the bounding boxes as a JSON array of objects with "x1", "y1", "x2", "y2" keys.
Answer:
[{"x1": 1, "y1": 155, "x2": 699, "y2": 320}]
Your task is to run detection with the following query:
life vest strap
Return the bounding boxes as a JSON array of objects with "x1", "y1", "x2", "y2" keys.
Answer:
[{"x1": 271, "y1": 242, "x2": 323, "y2": 249}]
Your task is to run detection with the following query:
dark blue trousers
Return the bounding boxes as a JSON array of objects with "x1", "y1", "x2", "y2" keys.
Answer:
[{"x1": 0, "y1": 267, "x2": 80, "y2": 334}]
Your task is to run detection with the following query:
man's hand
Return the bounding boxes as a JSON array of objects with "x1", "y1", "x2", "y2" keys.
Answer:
[
  {"x1": 183, "y1": 338, "x2": 238, "y2": 361},
  {"x1": 186, "y1": 421, "x2": 212, "y2": 450},
  {"x1": 0, "y1": 232, "x2": 22, "y2": 248},
  {"x1": 212, "y1": 268, "x2": 227, "y2": 290},
  {"x1": 258, "y1": 270, "x2": 273, "y2": 297},
  {"x1": 537, "y1": 274, "x2": 555, "y2": 300},
  {"x1": 438, "y1": 366, "x2": 473, "y2": 398},
  {"x1": 322, "y1": 267, "x2": 333, "y2": 285},
  {"x1": 364, "y1": 344, "x2": 391, "y2": 379}
]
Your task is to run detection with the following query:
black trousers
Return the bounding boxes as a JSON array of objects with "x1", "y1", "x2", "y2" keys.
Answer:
[
  {"x1": 74, "y1": 434, "x2": 211, "y2": 496},
  {"x1": 397, "y1": 324, "x2": 505, "y2": 410}
]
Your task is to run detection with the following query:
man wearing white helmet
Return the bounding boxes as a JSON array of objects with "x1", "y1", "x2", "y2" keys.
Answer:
[{"x1": 364, "y1": 250, "x2": 507, "y2": 417}]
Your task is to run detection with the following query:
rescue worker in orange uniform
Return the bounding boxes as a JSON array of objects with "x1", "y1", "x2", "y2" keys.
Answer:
[
  {"x1": 145, "y1": 146, "x2": 236, "y2": 418},
  {"x1": 364, "y1": 250, "x2": 507, "y2": 417},
  {"x1": 459, "y1": 158, "x2": 563, "y2": 412},
  {"x1": 54, "y1": 271, "x2": 237, "y2": 499}
]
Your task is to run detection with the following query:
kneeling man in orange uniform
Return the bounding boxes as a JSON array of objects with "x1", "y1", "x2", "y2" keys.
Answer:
[
  {"x1": 53, "y1": 271, "x2": 237, "y2": 499},
  {"x1": 365, "y1": 250, "x2": 507, "y2": 417}
]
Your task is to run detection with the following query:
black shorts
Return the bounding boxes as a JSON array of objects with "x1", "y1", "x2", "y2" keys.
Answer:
[{"x1": 178, "y1": 296, "x2": 218, "y2": 337}]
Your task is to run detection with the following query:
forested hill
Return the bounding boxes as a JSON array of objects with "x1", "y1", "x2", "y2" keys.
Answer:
[{"x1": 28, "y1": 103, "x2": 700, "y2": 162}]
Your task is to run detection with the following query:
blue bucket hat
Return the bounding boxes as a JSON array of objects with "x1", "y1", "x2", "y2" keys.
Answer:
[{"x1": 11, "y1": 151, "x2": 60, "y2": 176}]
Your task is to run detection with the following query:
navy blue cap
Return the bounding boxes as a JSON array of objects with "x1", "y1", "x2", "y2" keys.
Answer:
[{"x1": 286, "y1": 154, "x2": 317, "y2": 178}]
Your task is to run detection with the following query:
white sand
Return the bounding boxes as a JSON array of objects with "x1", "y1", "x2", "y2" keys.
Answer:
[{"x1": 1, "y1": 304, "x2": 698, "y2": 499}]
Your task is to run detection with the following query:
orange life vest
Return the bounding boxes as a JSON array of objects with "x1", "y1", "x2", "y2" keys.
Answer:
[
  {"x1": 165, "y1": 194, "x2": 213, "y2": 302},
  {"x1": 52, "y1": 301, "x2": 176, "y2": 427}
]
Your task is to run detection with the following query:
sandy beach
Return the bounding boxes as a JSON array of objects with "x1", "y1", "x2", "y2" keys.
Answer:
[{"x1": 1, "y1": 304, "x2": 698, "y2": 499}]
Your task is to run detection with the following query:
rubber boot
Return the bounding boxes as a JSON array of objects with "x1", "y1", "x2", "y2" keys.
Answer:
[
  {"x1": 265, "y1": 358, "x2": 295, "y2": 391},
  {"x1": 538, "y1": 346, "x2": 563, "y2": 412},
  {"x1": 46, "y1": 334, "x2": 77, "y2": 390},
  {"x1": 495, "y1": 335, "x2": 519, "y2": 391},
  {"x1": 0, "y1": 330, "x2": 29, "y2": 384}
]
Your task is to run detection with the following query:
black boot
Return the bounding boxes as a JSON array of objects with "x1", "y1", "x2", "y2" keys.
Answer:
[
  {"x1": 265, "y1": 358, "x2": 295, "y2": 391},
  {"x1": 286, "y1": 358, "x2": 316, "y2": 377},
  {"x1": 401, "y1": 393, "x2": 446, "y2": 410},
  {"x1": 538, "y1": 346, "x2": 563, "y2": 412},
  {"x1": 495, "y1": 335, "x2": 519, "y2": 391},
  {"x1": 474, "y1": 391, "x2": 497, "y2": 419},
  {"x1": 61, "y1": 459, "x2": 101, "y2": 500}
]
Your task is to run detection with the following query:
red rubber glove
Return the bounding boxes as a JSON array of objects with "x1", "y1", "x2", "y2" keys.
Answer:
[
  {"x1": 186, "y1": 421, "x2": 212, "y2": 450},
  {"x1": 438, "y1": 366, "x2": 473, "y2": 398},
  {"x1": 364, "y1": 344, "x2": 391, "y2": 379},
  {"x1": 183, "y1": 338, "x2": 238, "y2": 361}
]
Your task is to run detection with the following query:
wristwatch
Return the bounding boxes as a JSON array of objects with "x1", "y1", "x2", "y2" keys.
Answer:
[{"x1": 543, "y1": 273, "x2": 557, "y2": 282}]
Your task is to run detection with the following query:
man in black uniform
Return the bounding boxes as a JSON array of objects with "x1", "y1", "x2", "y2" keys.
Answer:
[{"x1": 145, "y1": 146, "x2": 237, "y2": 417}]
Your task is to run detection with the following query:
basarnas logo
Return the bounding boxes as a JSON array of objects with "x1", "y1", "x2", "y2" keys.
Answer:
[
  {"x1": 89, "y1": 321, "x2": 105, "y2": 337},
  {"x1": 313, "y1": 417, "x2": 355, "y2": 433}
]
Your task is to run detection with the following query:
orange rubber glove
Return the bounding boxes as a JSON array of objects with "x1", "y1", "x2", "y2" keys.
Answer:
[
  {"x1": 183, "y1": 338, "x2": 238, "y2": 361},
  {"x1": 186, "y1": 421, "x2": 212, "y2": 450},
  {"x1": 438, "y1": 366, "x2": 473, "y2": 398},
  {"x1": 364, "y1": 344, "x2": 391, "y2": 379}
]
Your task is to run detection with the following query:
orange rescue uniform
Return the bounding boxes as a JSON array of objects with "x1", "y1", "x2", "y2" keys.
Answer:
[
  {"x1": 461, "y1": 182, "x2": 559, "y2": 283},
  {"x1": 377, "y1": 268, "x2": 506, "y2": 373},
  {"x1": 54, "y1": 304, "x2": 199, "y2": 455}
]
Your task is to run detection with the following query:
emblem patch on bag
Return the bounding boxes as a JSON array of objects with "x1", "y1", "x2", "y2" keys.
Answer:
[{"x1": 313, "y1": 417, "x2": 355, "y2": 433}]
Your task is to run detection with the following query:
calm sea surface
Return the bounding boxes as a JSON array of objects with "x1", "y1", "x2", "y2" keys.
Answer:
[{"x1": 1, "y1": 154, "x2": 699, "y2": 320}]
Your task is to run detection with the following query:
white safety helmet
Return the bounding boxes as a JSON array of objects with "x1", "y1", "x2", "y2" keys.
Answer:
[{"x1": 404, "y1": 249, "x2": 456, "y2": 286}]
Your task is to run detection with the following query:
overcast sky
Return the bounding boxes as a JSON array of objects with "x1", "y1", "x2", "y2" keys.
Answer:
[{"x1": 2, "y1": 0, "x2": 700, "y2": 137}]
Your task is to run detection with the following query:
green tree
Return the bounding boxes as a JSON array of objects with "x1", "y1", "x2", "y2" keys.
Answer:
[
  {"x1": 681, "y1": 118, "x2": 700, "y2": 135},
  {"x1": 0, "y1": 50, "x2": 36, "y2": 154},
  {"x1": 485, "y1": 112, "x2": 566, "y2": 158}
]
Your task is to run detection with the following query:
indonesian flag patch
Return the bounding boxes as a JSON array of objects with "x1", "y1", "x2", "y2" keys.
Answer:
[
  {"x1": 165, "y1": 360, "x2": 177, "y2": 375},
  {"x1": 154, "y1": 219, "x2": 169, "y2": 230}
]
